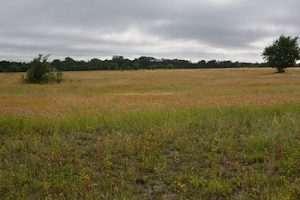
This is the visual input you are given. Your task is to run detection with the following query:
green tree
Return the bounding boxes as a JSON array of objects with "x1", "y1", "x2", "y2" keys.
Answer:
[
  {"x1": 23, "y1": 54, "x2": 63, "y2": 83},
  {"x1": 262, "y1": 35, "x2": 300, "y2": 73}
]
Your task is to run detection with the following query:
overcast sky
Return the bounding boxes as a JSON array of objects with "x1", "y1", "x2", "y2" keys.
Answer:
[{"x1": 0, "y1": 0, "x2": 299, "y2": 62}]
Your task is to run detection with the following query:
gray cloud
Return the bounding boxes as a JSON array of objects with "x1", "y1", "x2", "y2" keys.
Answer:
[{"x1": 0, "y1": 0, "x2": 299, "y2": 62}]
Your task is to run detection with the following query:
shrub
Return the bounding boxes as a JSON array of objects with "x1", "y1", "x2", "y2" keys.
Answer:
[{"x1": 23, "y1": 54, "x2": 63, "y2": 83}]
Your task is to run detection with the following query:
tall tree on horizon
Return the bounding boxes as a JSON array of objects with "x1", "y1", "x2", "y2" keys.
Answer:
[{"x1": 263, "y1": 35, "x2": 300, "y2": 73}]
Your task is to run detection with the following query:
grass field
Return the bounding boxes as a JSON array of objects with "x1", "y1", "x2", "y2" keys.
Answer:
[{"x1": 1, "y1": 68, "x2": 300, "y2": 199}]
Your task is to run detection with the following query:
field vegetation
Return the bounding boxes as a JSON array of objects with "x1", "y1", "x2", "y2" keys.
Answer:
[{"x1": 1, "y1": 68, "x2": 300, "y2": 199}]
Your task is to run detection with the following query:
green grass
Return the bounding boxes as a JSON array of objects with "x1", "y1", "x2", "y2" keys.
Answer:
[{"x1": 1, "y1": 104, "x2": 300, "y2": 199}]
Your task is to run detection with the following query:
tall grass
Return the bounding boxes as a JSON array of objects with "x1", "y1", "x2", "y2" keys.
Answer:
[{"x1": 1, "y1": 104, "x2": 300, "y2": 199}]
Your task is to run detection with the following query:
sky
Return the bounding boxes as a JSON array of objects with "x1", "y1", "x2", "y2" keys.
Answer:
[{"x1": 0, "y1": 0, "x2": 299, "y2": 62}]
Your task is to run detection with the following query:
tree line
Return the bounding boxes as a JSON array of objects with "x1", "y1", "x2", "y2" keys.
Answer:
[{"x1": 0, "y1": 56, "x2": 270, "y2": 72}]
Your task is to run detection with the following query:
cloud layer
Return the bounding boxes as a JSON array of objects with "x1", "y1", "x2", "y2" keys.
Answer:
[{"x1": 1, "y1": 0, "x2": 299, "y2": 62}]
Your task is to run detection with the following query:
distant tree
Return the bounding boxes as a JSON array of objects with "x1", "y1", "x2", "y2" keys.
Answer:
[
  {"x1": 198, "y1": 60, "x2": 206, "y2": 67},
  {"x1": 138, "y1": 56, "x2": 156, "y2": 68},
  {"x1": 263, "y1": 35, "x2": 300, "y2": 73},
  {"x1": 132, "y1": 61, "x2": 141, "y2": 70},
  {"x1": 207, "y1": 60, "x2": 217, "y2": 67},
  {"x1": 112, "y1": 56, "x2": 125, "y2": 69},
  {"x1": 23, "y1": 54, "x2": 63, "y2": 84},
  {"x1": 1, "y1": 55, "x2": 270, "y2": 72},
  {"x1": 51, "y1": 59, "x2": 63, "y2": 71}
]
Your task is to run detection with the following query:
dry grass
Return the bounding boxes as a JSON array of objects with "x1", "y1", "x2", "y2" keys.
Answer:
[{"x1": 1, "y1": 68, "x2": 300, "y2": 116}]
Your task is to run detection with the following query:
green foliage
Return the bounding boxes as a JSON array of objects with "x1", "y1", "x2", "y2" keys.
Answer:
[
  {"x1": 263, "y1": 35, "x2": 300, "y2": 73},
  {"x1": 23, "y1": 54, "x2": 63, "y2": 83},
  {"x1": 1, "y1": 56, "x2": 267, "y2": 73}
]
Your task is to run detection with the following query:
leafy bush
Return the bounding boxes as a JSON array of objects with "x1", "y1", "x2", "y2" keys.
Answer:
[{"x1": 23, "y1": 54, "x2": 63, "y2": 83}]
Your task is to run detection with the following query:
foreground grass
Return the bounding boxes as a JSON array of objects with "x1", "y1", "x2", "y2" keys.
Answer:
[{"x1": 1, "y1": 104, "x2": 300, "y2": 199}]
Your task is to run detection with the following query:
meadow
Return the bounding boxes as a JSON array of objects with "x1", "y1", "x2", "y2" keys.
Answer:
[{"x1": 1, "y1": 68, "x2": 300, "y2": 199}]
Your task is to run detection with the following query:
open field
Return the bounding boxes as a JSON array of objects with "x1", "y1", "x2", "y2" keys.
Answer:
[
  {"x1": 1, "y1": 68, "x2": 300, "y2": 116},
  {"x1": 1, "y1": 68, "x2": 300, "y2": 199}
]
